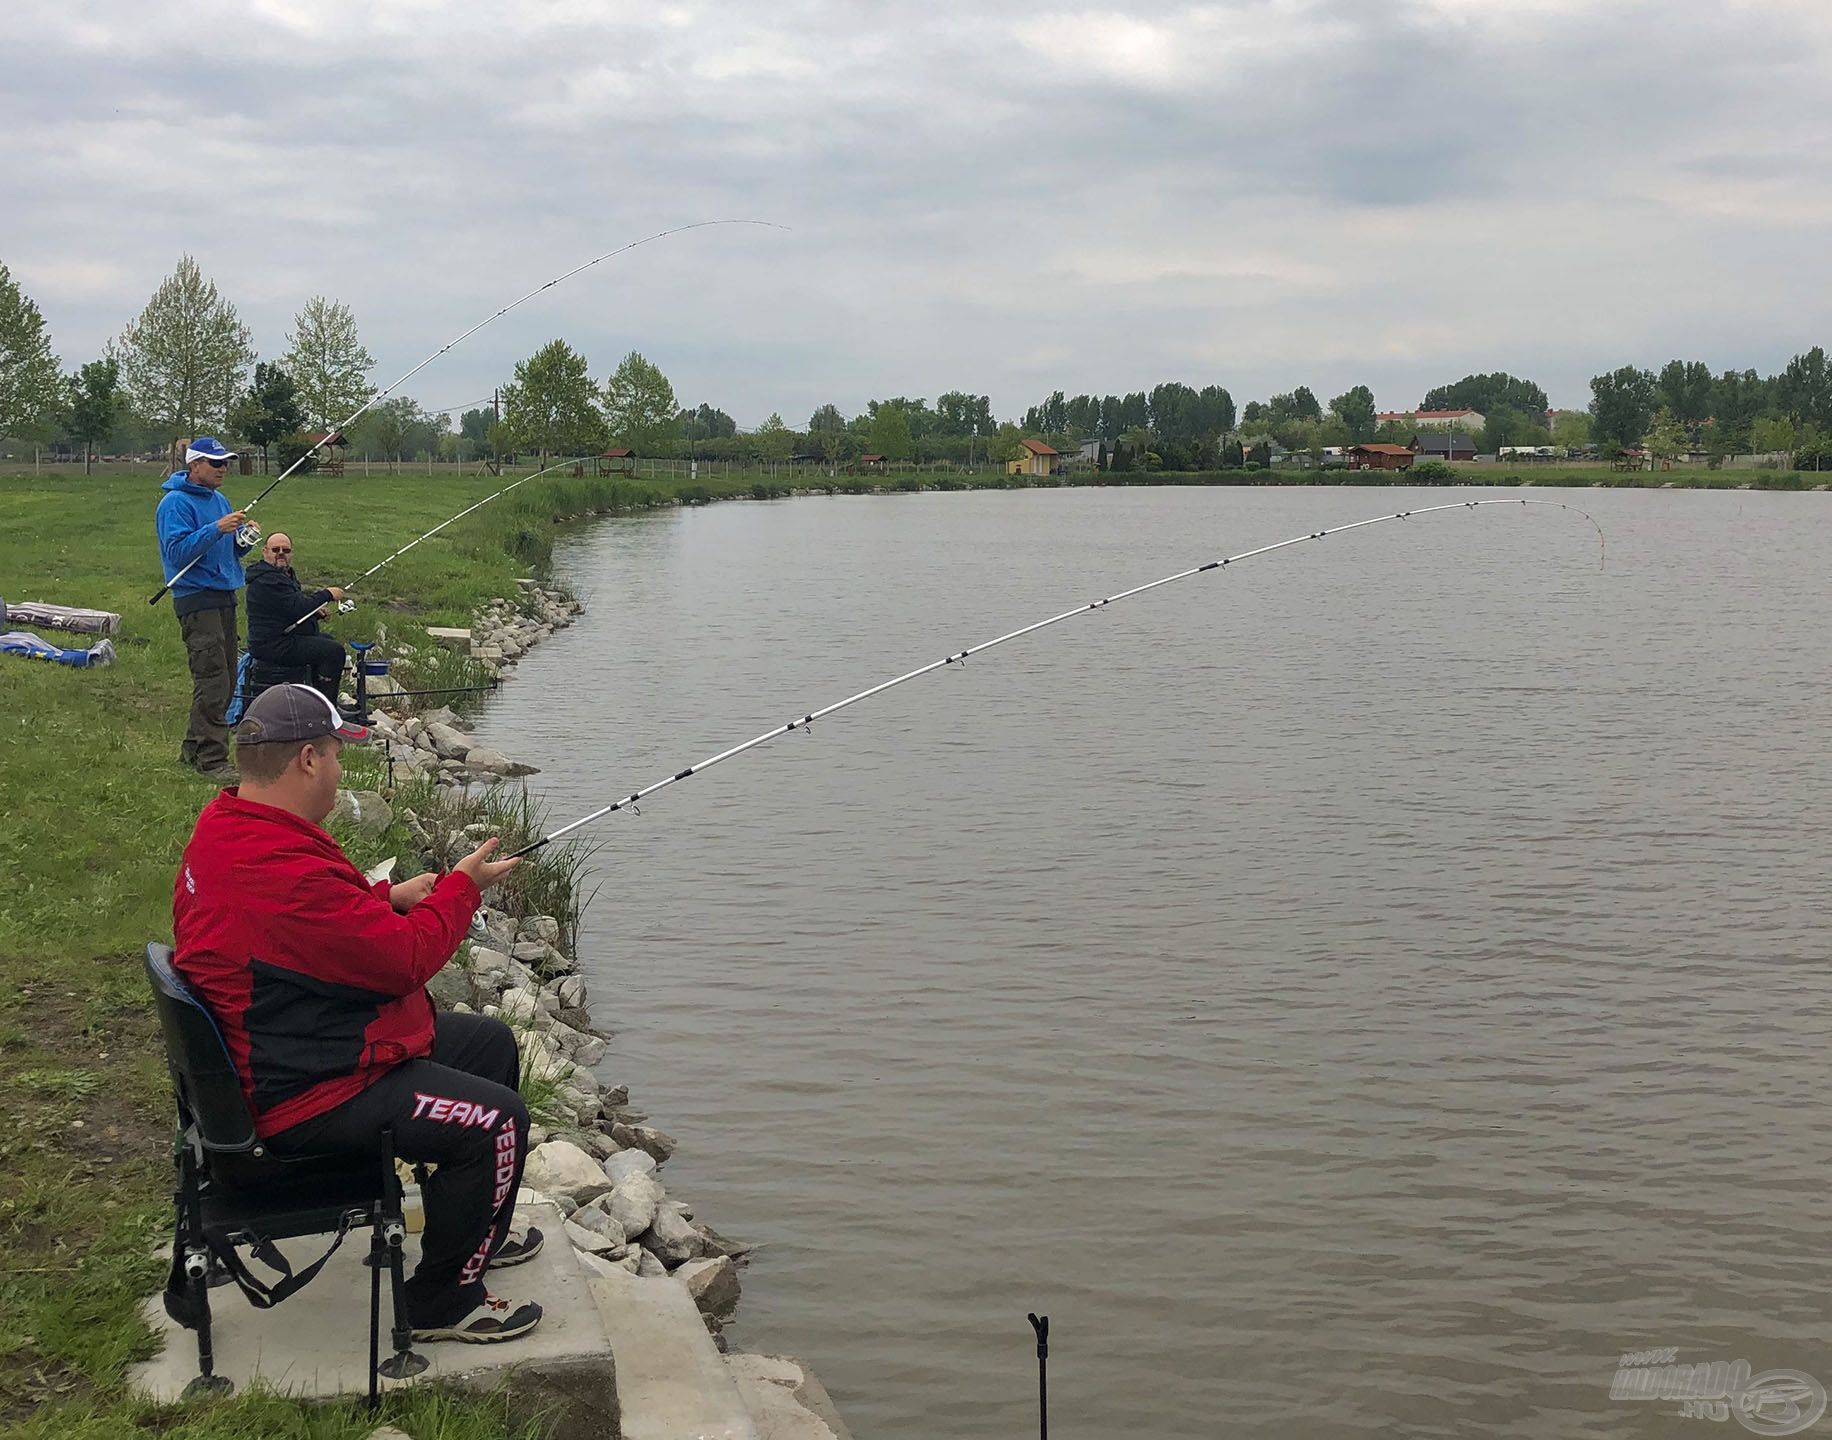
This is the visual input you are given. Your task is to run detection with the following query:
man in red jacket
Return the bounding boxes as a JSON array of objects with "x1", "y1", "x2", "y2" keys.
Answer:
[{"x1": 174, "y1": 684, "x2": 544, "y2": 1343}]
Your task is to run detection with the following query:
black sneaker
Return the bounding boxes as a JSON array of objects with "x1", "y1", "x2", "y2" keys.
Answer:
[
  {"x1": 491, "y1": 1226, "x2": 543, "y2": 1269},
  {"x1": 412, "y1": 1293, "x2": 543, "y2": 1344}
]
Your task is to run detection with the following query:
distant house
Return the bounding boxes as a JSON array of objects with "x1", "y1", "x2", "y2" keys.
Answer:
[
  {"x1": 1411, "y1": 431, "x2": 1476, "y2": 462},
  {"x1": 1376, "y1": 407, "x2": 1486, "y2": 433},
  {"x1": 860, "y1": 453, "x2": 887, "y2": 468},
  {"x1": 1018, "y1": 438, "x2": 1062, "y2": 477},
  {"x1": 595, "y1": 446, "x2": 635, "y2": 477},
  {"x1": 1078, "y1": 437, "x2": 1104, "y2": 467},
  {"x1": 1349, "y1": 443, "x2": 1416, "y2": 472},
  {"x1": 305, "y1": 429, "x2": 349, "y2": 477}
]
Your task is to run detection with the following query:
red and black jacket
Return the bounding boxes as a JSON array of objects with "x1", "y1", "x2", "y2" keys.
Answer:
[{"x1": 172, "y1": 789, "x2": 481, "y2": 1138}]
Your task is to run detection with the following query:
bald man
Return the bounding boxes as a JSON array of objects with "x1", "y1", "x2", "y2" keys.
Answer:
[{"x1": 245, "y1": 533, "x2": 349, "y2": 704}]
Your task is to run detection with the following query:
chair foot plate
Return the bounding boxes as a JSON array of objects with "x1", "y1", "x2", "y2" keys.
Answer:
[
  {"x1": 378, "y1": 1350, "x2": 430, "y2": 1380},
  {"x1": 183, "y1": 1373, "x2": 235, "y2": 1399}
]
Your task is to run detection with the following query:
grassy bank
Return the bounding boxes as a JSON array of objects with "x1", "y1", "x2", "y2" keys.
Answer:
[{"x1": 0, "y1": 464, "x2": 750, "y2": 1437}]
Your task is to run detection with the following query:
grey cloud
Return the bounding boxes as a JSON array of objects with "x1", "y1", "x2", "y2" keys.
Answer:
[{"x1": 2, "y1": 0, "x2": 1830, "y2": 422}]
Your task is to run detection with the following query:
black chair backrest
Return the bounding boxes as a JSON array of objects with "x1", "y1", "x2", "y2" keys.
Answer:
[{"x1": 145, "y1": 942, "x2": 259, "y2": 1154}]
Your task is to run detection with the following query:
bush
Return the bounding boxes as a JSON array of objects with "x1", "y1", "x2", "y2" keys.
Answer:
[
  {"x1": 1410, "y1": 459, "x2": 1454, "y2": 482},
  {"x1": 275, "y1": 432, "x2": 321, "y2": 476}
]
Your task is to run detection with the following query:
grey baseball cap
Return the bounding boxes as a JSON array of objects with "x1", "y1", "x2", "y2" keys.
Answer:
[{"x1": 234, "y1": 683, "x2": 370, "y2": 746}]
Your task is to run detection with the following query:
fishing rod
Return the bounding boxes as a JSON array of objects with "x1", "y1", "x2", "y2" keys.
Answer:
[
  {"x1": 506, "y1": 497, "x2": 1604, "y2": 859},
  {"x1": 279, "y1": 454, "x2": 588, "y2": 633},
  {"x1": 148, "y1": 218, "x2": 788, "y2": 605}
]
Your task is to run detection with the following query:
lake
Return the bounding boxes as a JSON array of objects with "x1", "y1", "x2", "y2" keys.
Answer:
[{"x1": 472, "y1": 485, "x2": 1832, "y2": 1438}]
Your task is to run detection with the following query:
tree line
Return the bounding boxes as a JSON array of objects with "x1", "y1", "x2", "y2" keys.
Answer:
[{"x1": 4, "y1": 256, "x2": 1830, "y2": 474}]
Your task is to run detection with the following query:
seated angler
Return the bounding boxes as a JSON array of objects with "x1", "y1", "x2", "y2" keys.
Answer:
[
  {"x1": 173, "y1": 684, "x2": 546, "y2": 1343},
  {"x1": 245, "y1": 532, "x2": 349, "y2": 703}
]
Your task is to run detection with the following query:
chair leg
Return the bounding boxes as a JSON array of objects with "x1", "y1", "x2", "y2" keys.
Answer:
[
  {"x1": 375, "y1": 1129, "x2": 429, "y2": 1383},
  {"x1": 367, "y1": 1221, "x2": 384, "y2": 1411},
  {"x1": 179, "y1": 1147, "x2": 232, "y2": 1399}
]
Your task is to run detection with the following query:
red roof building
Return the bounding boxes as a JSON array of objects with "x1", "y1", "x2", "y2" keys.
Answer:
[
  {"x1": 1018, "y1": 438, "x2": 1061, "y2": 476},
  {"x1": 1349, "y1": 443, "x2": 1417, "y2": 472}
]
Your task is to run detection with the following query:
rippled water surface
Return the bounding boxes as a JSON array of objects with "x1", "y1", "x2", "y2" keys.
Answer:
[{"x1": 472, "y1": 486, "x2": 1832, "y2": 1438}]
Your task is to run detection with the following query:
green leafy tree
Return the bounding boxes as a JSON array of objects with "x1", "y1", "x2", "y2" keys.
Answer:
[
  {"x1": 934, "y1": 391, "x2": 994, "y2": 438},
  {"x1": 679, "y1": 403, "x2": 736, "y2": 445},
  {"x1": 1708, "y1": 368, "x2": 1762, "y2": 458},
  {"x1": 807, "y1": 404, "x2": 847, "y2": 462},
  {"x1": 1655, "y1": 360, "x2": 1715, "y2": 432},
  {"x1": 460, "y1": 407, "x2": 493, "y2": 447},
  {"x1": 0, "y1": 262, "x2": 62, "y2": 441},
  {"x1": 1421, "y1": 372, "x2": 1549, "y2": 420},
  {"x1": 65, "y1": 357, "x2": 122, "y2": 474},
  {"x1": 227, "y1": 361, "x2": 304, "y2": 473},
  {"x1": 1589, "y1": 366, "x2": 1657, "y2": 451},
  {"x1": 1643, "y1": 409, "x2": 1688, "y2": 466},
  {"x1": 1751, "y1": 415, "x2": 1798, "y2": 462},
  {"x1": 753, "y1": 412, "x2": 795, "y2": 461},
  {"x1": 112, "y1": 255, "x2": 254, "y2": 438},
  {"x1": 1551, "y1": 411, "x2": 1593, "y2": 449},
  {"x1": 348, "y1": 396, "x2": 443, "y2": 469},
  {"x1": 1328, "y1": 384, "x2": 1377, "y2": 442},
  {"x1": 1778, "y1": 346, "x2": 1832, "y2": 433},
  {"x1": 603, "y1": 351, "x2": 679, "y2": 455},
  {"x1": 867, "y1": 401, "x2": 914, "y2": 461},
  {"x1": 283, "y1": 296, "x2": 376, "y2": 431},
  {"x1": 500, "y1": 339, "x2": 606, "y2": 462},
  {"x1": 1198, "y1": 384, "x2": 1235, "y2": 437}
]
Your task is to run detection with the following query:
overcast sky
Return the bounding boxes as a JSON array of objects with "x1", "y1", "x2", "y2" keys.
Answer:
[{"x1": 6, "y1": 0, "x2": 1830, "y2": 426}]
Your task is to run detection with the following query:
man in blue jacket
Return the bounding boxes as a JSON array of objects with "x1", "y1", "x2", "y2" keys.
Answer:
[{"x1": 156, "y1": 437, "x2": 257, "y2": 781}]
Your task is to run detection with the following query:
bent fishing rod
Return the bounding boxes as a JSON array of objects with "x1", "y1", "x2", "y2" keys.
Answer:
[
  {"x1": 149, "y1": 218, "x2": 788, "y2": 605},
  {"x1": 279, "y1": 454, "x2": 588, "y2": 633},
  {"x1": 507, "y1": 497, "x2": 1604, "y2": 859}
]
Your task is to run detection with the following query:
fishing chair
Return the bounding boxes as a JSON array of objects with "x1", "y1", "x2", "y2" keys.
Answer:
[{"x1": 144, "y1": 943, "x2": 429, "y2": 1406}]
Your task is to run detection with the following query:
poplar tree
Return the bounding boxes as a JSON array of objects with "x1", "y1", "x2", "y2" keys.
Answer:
[
  {"x1": 113, "y1": 256, "x2": 255, "y2": 438},
  {"x1": 0, "y1": 261, "x2": 64, "y2": 440},
  {"x1": 603, "y1": 351, "x2": 679, "y2": 455},
  {"x1": 501, "y1": 339, "x2": 607, "y2": 462},
  {"x1": 283, "y1": 295, "x2": 376, "y2": 430}
]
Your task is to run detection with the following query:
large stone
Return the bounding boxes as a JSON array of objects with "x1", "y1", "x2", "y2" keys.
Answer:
[
  {"x1": 523, "y1": 1141, "x2": 612, "y2": 1206},
  {"x1": 636, "y1": 1249, "x2": 669, "y2": 1279},
  {"x1": 676, "y1": 1256, "x2": 741, "y2": 1321},
  {"x1": 327, "y1": 789, "x2": 393, "y2": 839},
  {"x1": 425, "y1": 626, "x2": 472, "y2": 651},
  {"x1": 522, "y1": 915, "x2": 563, "y2": 946},
  {"x1": 607, "y1": 1171, "x2": 663, "y2": 1237},
  {"x1": 513, "y1": 939, "x2": 574, "y2": 974},
  {"x1": 569, "y1": 1196, "x2": 627, "y2": 1244},
  {"x1": 694, "y1": 1222, "x2": 754, "y2": 1261},
  {"x1": 424, "y1": 963, "x2": 470, "y2": 1011},
  {"x1": 498, "y1": 986, "x2": 555, "y2": 1029},
  {"x1": 564, "y1": 1217, "x2": 624, "y2": 1257},
  {"x1": 556, "y1": 974, "x2": 586, "y2": 1009},
  {"x1": 613, "y1": 1122, "x2": 677, "y2": 1163},
  {"x1": 466, "y1": 945, "x2": 513, "y2": 992},
  {"x1": 642, "y1": 1205, "x2": 703, "y2": 1266},
  {"x1": 603, "y1": 1148, "x2": 657, "y2": 1186},
  {"x1": 424, "y1": 722, "x2": 472, "y2": 759},
  {"x1": 465, "y1": 747, "x2": 540, "y2": 777}
]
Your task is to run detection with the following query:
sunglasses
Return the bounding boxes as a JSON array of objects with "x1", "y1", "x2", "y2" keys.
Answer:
[
  {"x1": 202, "y1": 458, "x2": 228, "y2": 469},
  {"x1": 269, "y1": 546, "x2": 292, "y2": 555}
]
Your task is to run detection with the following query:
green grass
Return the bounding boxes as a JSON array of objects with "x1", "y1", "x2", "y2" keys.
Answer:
[{"x1": 0, "y1": 462, "x2": 699, "y2": 1434}]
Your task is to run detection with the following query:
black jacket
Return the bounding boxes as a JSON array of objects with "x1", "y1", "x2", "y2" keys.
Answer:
[{"x1": 245, "y1": 559, "x2": 332, "y2": 657}]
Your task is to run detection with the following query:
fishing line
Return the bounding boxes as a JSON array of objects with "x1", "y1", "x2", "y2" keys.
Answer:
[
  {"x1": 148, "y1": 218, "x2": 789, "y2": 605},
  {"x1": 507, "y1": 497, "x2": 1604, "y2": 858},
  {"x1": 278, "y1": 454, "x2": 589, "y2": 633}
]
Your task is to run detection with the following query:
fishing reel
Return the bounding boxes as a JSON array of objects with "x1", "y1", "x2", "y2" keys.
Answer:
[
  {"x1": 336, "y1": 599, "x2": 357, "y2": 615},
  {"x1": 236, "y1": 521, "x2": 262, "y2": 549}
]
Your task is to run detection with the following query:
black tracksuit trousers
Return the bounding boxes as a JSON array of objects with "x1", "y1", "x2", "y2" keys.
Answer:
[{"x1": 268, "y1": 1012, "x2": 530, "y2": 1326}]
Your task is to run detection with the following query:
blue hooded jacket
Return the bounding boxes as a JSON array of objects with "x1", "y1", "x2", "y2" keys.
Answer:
[{"x1": 156, "y1": 472, "x2": 252, "y2": 608}]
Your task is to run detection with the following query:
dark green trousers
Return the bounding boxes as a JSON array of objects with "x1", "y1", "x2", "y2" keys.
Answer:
[{"x1": 178, "y1": 603, "x2": 237, "y2": 770}]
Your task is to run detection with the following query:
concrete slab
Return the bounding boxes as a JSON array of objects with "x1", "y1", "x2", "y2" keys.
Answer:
[
  {"x1": 130, "y1": 1199, "x2": 612, "y2": 1413},
  {"x1": 589, "y1": 1269, "x2": 758, "y2": 1440},
  {"x1": 726, "y1": 1353, "x2": 854, "y2": 1440},
  {"x1": 426, "y1": 626, "x2": 473, "y2": 650}
]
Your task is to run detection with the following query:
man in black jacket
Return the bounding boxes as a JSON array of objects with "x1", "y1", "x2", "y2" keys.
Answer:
[{"x1": 245, "y1": 533, "x2": 348, "y2": 703}]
